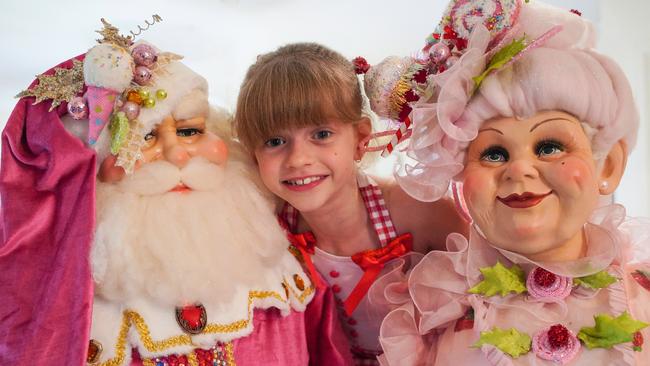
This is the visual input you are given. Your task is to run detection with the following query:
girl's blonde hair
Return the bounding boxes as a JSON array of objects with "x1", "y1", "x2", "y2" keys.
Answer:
[{"x1": 234, "y1": 42, "x2": 363, "y2": 151}]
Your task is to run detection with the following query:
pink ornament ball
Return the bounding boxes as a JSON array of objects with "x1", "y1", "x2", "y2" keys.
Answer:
[
  {"x1": 122, "y1": 101, "x2": 141, "y2": 120},
  {"x1": 67, "y1": 96, "x2": 88, "y2": 120},
  {"x1": 132, "y1": 44, "x2": 158, "y2": 67},
  {"x1": 134, "y1": 66, "x2": 153, "y2": 86},
  {"x1": 429, "y1": 42, "x2": 451, "y2": 64}
]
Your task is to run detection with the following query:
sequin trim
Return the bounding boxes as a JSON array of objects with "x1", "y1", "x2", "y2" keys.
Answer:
[{"x1": 95, "y1": 285, "x2": 313, "y2": 365}]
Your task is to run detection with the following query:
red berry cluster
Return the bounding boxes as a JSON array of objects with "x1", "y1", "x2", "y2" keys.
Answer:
[
  {"x1": 352, "y1": 57, "x2": 371, "y2": 75},
  {"x1": 547, "y1": 324, "x2": 570, "y2": 349},
  {"x1": 534, "y1": 268, "x2": 557, "y2": 288}
]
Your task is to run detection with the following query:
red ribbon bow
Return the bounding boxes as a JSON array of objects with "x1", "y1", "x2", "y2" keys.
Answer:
[
  {"x1": 288, "y1": 231, "x2": 323, "y2": 288},
  {"x1": 343, "y1": 233, "x2": 413, "y2": 315}
]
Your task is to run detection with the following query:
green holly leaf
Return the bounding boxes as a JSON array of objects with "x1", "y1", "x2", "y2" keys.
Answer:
[
  {"x1": 573, "y1": 270, "x2": 618, "y2": 289},
  {"x1": 468, "y1": 262, "x2": 526, "y2": 297},
  {"x1": 472, "y1": 327, "x2": 531, "y2": 358},
  {"x1": 578, "y1": 312, "x2": 649, "y2": 349},
  {"x1": 472, "y1": 36, "x2": 527, "y2": 94},
  {"x1": 110, "y1": 111, "x2": 130, "y2": 155}
]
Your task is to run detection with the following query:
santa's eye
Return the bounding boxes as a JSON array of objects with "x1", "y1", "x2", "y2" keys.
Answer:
[{"x1": 177, "y1": 128, "x2": 203, "y2": 137}]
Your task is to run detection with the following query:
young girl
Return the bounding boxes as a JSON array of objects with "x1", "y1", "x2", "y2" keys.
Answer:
[
  {"x1": 379, "y1": 0, "x2": 650, "y2": 365},
  {"x1": 234, "y1": 43, "x2": 468, "y2": 363}
]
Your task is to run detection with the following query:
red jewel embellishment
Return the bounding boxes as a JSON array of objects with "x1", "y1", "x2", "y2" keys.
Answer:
[
  {"x1": 348, "y1": 318, "x2": 358, "y2": 326},
  {"x1": 547, "y1": 324, "x2": 570, "y2": 349},
  {"x1": 329, "y1": 270, "x2": 340, "y2": 278},
  {"x1": 332, "y1": 284, "x2": 342, "y2": 293},
  {"x1": 534, "y1": 267, "x2": 557, "y2": 288},
  {"x1": 175, "y1": 303, "x2": 208, "y2": 334}
]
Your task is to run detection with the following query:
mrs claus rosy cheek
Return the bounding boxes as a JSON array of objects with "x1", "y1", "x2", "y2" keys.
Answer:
[{"x1": 552, "y1": 157, "x2": 593, "y2": 189}]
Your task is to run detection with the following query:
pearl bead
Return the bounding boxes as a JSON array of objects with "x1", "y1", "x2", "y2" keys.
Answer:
[
  {"x1": 138, "y1": 89, "x2": 151, "y2": 100},
  {"x1": 144, "y1": 98, "x2": 156, "y2": 108},
  {"x1": 155, "y1": 89, "x2": 167, "y2": 100}
]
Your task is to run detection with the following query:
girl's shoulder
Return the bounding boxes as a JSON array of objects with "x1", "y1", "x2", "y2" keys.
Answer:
[{"x1": 372, "y1": 176, "x2": 469, "y2": 253}]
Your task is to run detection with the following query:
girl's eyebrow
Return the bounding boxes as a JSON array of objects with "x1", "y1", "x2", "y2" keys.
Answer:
[
  {"x1": 477, "y1": 127, "x2": 503, "y2": 135},
  {"x1": 530, "y1": 118, "x2": 576, "y2": 132}
]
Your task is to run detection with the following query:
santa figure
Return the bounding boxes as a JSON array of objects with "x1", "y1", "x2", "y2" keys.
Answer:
[{"x1": 0, "y1": 19, "x2": 352, "y2": 366}]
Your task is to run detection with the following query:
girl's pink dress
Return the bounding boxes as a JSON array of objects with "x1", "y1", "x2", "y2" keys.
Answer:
[{"x1": 378, "y1": 204, "x2": 650, "y2": 365}]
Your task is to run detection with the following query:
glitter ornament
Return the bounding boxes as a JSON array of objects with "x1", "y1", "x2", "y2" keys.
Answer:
[
  {"x1": 131, "y1": 43, "x2": 158, "y2": 67},
  {"x1": 155, "y1": 89, "x2": 167, "y2": 100},
  {"x1": 134, "y1": 66, "x2": 153, "y2": 85},
  {"x1": 122, "y1": 101, "x2": 140, "y2": 120},
  {"x1": 67, "y1": 96, "x2": 88, "y2": 120},
  {"x1": 144, "y1": 97, "x2": 156, "y2": 108},
  {"x1": 430, "y1": 42, "x2": 451, "y2": 64}
]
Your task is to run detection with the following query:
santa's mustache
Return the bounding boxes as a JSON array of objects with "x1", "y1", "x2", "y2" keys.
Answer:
[{"x1": 116, "y1": 157, "x2": 224, "y2": 196}]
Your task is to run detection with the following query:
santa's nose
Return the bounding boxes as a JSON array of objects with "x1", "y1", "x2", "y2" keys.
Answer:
[{"x1": 161, "y1": 136, "x2": 190, "y2": 168}]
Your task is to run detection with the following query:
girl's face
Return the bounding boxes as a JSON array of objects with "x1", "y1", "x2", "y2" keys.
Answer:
[
  {"x1": 254, "y1": 118, "x2": 369, "y2": 213},
  {"x1": 462, "y1": 110, "x2": 601, "y2": 261}
]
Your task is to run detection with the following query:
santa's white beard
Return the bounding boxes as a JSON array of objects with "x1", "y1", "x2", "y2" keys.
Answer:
[{"x1": 92, "y1": 157, "x2": 288, "y2": 307}]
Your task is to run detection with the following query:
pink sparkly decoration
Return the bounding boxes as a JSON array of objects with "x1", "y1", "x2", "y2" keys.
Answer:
[
  {"x1": 131, "y1": 44, "x2": 158, "y2": 67},
  {"x1": 121, "y1": 101, "x2": 140, "y2": 120},
  {"x1": 532, "y1": 324, "x2": 581, "y2": 364},
  {"x1": 67, "y1": 96, "x2": 88, "y2": 120},
  {"x1": 85, "y1": 85, "x2": 118, "y2": 145},
  {"x1": 133, "y1": 66, "x2": 153, "y2": 85},
  {"x1": 526, "y1": 267, "x2": 572, "y2": 301},
  {"x1": 429, "y1": 42, "x2": 451, "y2": 64}
]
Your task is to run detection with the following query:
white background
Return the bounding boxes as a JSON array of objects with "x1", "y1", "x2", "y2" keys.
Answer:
[{"x1": 1, "y1": 0, "x2": 648, "y2": 217}]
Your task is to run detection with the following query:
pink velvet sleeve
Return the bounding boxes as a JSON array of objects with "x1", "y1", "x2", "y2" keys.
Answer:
[
  {"x1": 0, "y1": 56, "x2": 96, "y2": 365},
  {"x1": 304, "y1": 280, "x2": 355, "y2": 365}
]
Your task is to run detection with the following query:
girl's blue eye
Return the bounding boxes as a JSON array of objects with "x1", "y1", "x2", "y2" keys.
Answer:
[
  {"x1": 264, "y1": 137, "x2": 286, "y2": 147},
  {"x1": 480, "y1": 146, "x2": 508, "y2": 163},
  {"x1": 177, "y1": 128, "x2": 203, "y2": 137},
  {"x1": 313, "y1": 130, "x2": 333, "y2": 140},
  {"x1": 536, "y1": 139, "x2": 564, "y2": 157}
]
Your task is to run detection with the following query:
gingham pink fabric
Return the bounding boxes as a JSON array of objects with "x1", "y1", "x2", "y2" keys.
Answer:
[{"x1": 279, "y1": 184, "x2": 398, "y2": 246}]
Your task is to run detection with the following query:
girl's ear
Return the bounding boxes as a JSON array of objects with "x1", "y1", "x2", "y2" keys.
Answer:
[
  {"x1": 598, "y1": 139, "x2": 627, "y2": 195},
  {"x1": 354, "y1": 117, "x2": 372, "y2": 161}
]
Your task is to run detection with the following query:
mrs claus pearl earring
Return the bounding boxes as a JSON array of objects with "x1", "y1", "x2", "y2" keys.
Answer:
[{"x1": 599, "y1": 181, "x2": 609, "y2": 192}]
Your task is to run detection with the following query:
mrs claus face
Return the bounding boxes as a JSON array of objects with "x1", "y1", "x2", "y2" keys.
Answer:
[{"x1": 461, "y1": 110, "x2": 601, "y2": 260}]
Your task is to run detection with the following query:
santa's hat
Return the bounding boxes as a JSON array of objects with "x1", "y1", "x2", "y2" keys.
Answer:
[{"x1": 82, "y1": 40, "x2": 208, "y2": 173}]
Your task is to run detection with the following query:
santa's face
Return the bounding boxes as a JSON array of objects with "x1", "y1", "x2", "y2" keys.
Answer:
[{"x1": 98, "y1": 115, "x2": 228, "y2": 186}]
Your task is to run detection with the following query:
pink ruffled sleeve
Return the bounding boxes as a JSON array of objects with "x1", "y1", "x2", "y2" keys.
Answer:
[{"x1": 378, "y1": 234, "x2": 473, "y2": 365}]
